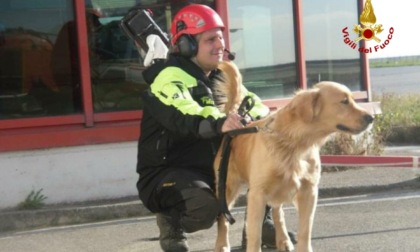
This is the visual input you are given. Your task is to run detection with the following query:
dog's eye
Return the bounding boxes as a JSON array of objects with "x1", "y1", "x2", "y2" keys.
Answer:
[{"x1": 341, "y1": 98, "x2": 349, "y2": 105}]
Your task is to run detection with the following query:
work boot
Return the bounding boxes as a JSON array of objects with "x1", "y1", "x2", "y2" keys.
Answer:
[
  {"x1": 156, "y1": 213, "x2": 189, "y2": 252},
  {"x1": 242, "y1": 206, "x2": 297, "y2": 248}
]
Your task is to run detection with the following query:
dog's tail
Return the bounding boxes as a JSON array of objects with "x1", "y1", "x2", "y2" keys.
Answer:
[{"x1": 214, "y1": 61, "x2": 244, "y2": 114}]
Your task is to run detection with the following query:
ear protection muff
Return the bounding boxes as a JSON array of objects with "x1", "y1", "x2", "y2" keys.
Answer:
[{"x1": 174, "y1": 20, "x2": 198, "y2": 58}]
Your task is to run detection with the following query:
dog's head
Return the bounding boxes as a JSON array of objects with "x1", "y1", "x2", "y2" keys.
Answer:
[{"x1": 289, "y1": 81, "x2": 373, "y2": 135}]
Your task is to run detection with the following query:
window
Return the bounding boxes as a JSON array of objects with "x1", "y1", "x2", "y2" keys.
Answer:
[
  {"x1": 303, "y1": 0, "x2": 362, "y2": 90},
  {"x1": 0, "y1": 0, "x2": 80, "y2": 119},
  {"x1": 0, "y1": 0, "x2": 216, "y2": 119},
  {"x1": 227, "y1": 0, "x2": 297, "y2": 99},
  {"x1": 84, "y1": 0, "x2": 148, "y2": 113},
  {"x1": 0, "y1": 0, "x2": 370, "y2": 152},
  {"x1": 85, "y1": 0, "x2": 216, "y2": 112}
]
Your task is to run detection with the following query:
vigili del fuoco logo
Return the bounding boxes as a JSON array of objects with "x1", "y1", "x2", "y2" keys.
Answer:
[{"x1": 342, "y1": 0, "x2": 394, "y2": 54}]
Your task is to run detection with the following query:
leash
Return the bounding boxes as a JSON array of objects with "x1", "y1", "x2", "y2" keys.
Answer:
[
  {"x1": 237, "y1": 95, "x2": 255, "y2": 125},
  {"x1": 217, "y1": 96, "x2": 258, "y2": 225}
]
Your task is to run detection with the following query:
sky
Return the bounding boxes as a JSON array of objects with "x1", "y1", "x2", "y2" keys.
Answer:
[{"x1": 368, "y1": 0, "x2": 420, "y2": 58}]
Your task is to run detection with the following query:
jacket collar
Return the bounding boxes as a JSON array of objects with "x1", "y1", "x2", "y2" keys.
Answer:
[{"x1": 142, "y1": 54, "x2": 219, "y2": 85}]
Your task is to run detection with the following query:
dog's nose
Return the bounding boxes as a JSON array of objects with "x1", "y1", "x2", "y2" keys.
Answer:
[{"x1": 364, "y1": 114, "x2": 374, "y2": 124}]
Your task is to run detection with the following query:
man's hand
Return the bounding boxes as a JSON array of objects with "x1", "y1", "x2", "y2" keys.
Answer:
[{"x1": 221, "y1": 113, "x2": 248, "y2": 133}]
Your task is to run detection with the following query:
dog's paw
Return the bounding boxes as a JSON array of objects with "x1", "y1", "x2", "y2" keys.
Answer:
[
  {"x1": 214, "y1": 241, "x2": 230, "y2": 252},
  {"x1": 277, "y1": 239, "x2": 295, "y2": 251},
  {"x1": 213, "y1": 245, "x2": 230, "y2": 252}
]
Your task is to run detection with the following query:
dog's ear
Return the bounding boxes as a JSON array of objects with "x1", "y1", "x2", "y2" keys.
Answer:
[{"x1": 291, "y1": 89, "x2": 321, "y2": 123}]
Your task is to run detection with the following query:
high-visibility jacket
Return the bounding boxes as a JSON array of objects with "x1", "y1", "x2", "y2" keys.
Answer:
[{"x1": 136, "y1": 55, "x2": 269, "y2": 212}]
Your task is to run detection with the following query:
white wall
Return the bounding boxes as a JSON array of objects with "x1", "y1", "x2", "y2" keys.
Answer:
[{"x1": 0, "y1": 142, "x2": 138, "y2": 210}]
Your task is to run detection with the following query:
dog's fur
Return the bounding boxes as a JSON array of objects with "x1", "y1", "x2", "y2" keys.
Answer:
[{"x1": 213, "y1": 61, "x2": 373, "y2": 252}]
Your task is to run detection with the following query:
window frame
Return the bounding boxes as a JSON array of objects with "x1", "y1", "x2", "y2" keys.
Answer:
[{"x1": 0, "y1": 0, "x2": 371, "y2": 152}]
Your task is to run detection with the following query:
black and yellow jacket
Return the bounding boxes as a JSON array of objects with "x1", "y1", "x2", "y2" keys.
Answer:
[{"x1": 136, "y1": 55, "x2": 269, "y2": 212}]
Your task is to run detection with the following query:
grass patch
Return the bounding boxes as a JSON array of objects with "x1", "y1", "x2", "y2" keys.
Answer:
[
  {"x1": 374, "y1": 93, "x2": 420, "y2": 127},
  {"x1": 18, "y1": 189, "x2": 48, "y2": 210},
  {"x1": 370, "y1": 55, "x2": 420, "y2": 68},
  {"x1": 370, "y1": 60, "x2": 420, "y2": 68}
]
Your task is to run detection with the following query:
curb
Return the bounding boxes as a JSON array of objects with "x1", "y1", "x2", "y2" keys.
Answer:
[{"x1": 1, "y1": 176, "x2": 419, "y2": 234}]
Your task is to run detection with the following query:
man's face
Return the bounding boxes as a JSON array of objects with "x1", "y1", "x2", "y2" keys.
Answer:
[{"x1": 193, "y1": 28, "x2": 225, "y2": 74}]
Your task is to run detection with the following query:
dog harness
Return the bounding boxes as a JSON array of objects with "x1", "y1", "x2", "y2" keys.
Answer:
[{"x1": 217, "y1": 96, "x2": 259, "y2": 224}]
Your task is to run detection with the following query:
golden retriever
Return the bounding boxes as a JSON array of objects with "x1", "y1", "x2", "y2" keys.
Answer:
[{"x1": 213, "y1": 61, "x2": 373, "y2": 252}]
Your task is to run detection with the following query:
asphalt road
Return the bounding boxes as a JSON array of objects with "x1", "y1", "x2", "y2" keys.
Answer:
[
  {"x1": 370, "y1": 65, "x2": 420, "y2": 95},
  {"x1": 1, "y1": 190, "x2": 419, "y2": 252}
]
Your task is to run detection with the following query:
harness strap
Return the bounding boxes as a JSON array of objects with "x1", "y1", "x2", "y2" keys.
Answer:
[
  {"x1": 217, "y1": 96, "x2": 258, "y2": 225},
  {"x1": 217, "y1": 135, "x2": 235, "y2": 224},
  {"x1": 217, "y1": 126, "x2": 259, "y2": 225}
]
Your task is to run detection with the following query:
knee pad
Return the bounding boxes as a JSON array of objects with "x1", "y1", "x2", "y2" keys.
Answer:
[{"x1": 180, "y1": 188, "x2": 220, "y2": 232}]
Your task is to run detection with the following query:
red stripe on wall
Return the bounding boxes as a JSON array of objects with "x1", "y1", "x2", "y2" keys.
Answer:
[{"x1": 321, "y1": 155, "x2": 420, "y2": 168}]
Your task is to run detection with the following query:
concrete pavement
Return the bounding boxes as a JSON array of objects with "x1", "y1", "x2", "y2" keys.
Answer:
[{"x1": 1, "y1": 146, "x2": 419, "y2": 234}]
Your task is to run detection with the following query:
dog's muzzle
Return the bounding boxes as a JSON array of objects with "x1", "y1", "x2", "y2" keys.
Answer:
[{"x1": 336, "y1": 114, "x2": 374, "y2": 133}]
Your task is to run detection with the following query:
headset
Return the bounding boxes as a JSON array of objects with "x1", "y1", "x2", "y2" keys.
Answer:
[{"x1": 174, "y1": 20, "x2": 198, "y2": 58}]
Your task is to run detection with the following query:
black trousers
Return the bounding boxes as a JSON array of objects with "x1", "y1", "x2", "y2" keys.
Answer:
[{"x1": 153, "y1": 169, "x2": 220, "y2": 233}]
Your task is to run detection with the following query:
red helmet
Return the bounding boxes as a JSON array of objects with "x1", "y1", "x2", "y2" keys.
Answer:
[{"x1": 170, "y1": 4, "x2": 225, "y2": 45}]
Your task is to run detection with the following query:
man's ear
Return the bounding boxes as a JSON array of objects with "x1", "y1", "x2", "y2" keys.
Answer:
[{"x1": 290, "y1": 89, "x2": 320, "y2": 123}]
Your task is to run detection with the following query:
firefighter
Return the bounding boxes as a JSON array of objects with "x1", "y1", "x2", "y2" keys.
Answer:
[{"x1": 135, "y1": 4, "x2": 292, "y2": 251}]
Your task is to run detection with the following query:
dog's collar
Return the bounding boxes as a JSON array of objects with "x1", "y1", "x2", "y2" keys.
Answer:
[
  {"x1": 225, "y1": 126, "x2": 258, "y2": 137},
  {"x1": 259, "y1": 117, "x2": 275, "y2": 134}
]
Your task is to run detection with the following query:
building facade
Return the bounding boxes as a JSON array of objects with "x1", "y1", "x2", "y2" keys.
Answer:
[{"x1": 0, "y1": 0, "x2": 375, "y2": 209}]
